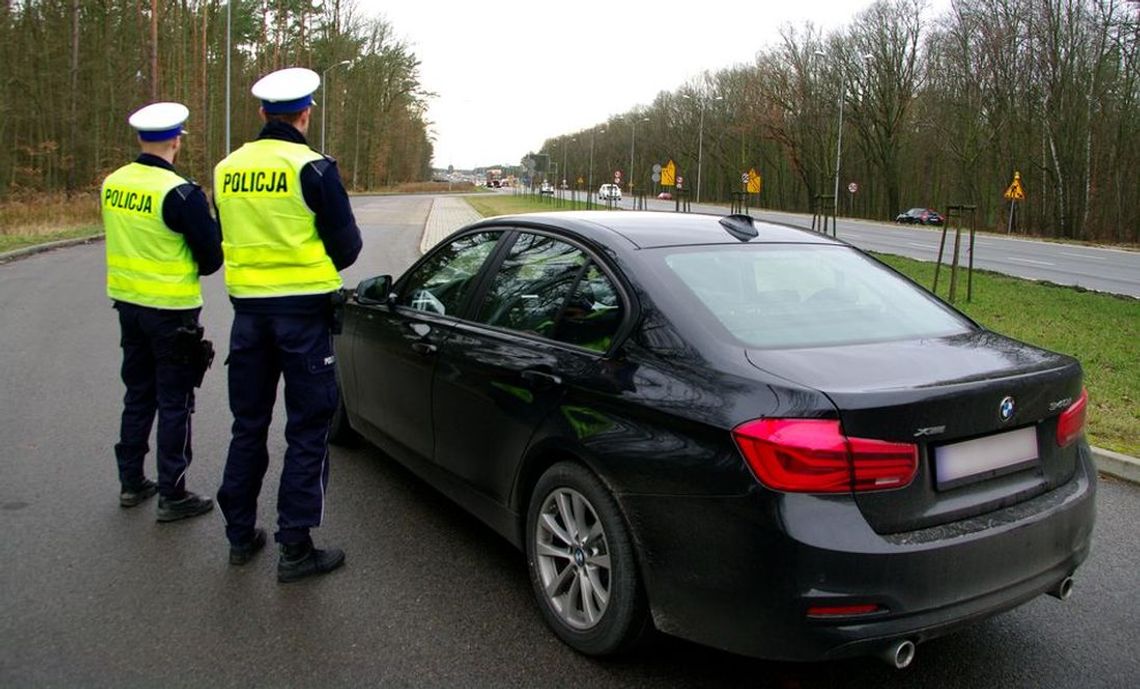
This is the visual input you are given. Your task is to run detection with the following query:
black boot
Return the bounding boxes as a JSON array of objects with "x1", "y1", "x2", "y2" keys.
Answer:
[
  {"x1": 229, "y1": 528, "x2": 267, "y2": 566},
  {"x1": 156, "y1": 491, "x2": 214, "y2": 522},
  {"x1": 277, "y1": 541, "x2": 345, "y2": 583},
  {"x1": 120, "y1": 478, "x2": 158, "y2": 508}
]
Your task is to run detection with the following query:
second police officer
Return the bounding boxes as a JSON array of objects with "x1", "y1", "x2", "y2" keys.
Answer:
[{"x1": 214, "y1": 68, "x2": 362, "y2": 582}]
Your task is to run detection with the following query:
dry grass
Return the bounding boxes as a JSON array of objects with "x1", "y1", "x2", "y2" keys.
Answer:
[
  {"x1": 0, "y1": 192, "x2": 101, "y2": 235},
  {"x1": 358, "y1": 181, "x2": 483, "y2": 195}
]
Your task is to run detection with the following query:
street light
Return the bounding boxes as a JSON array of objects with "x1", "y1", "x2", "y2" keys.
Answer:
[
  {"x1": 320, "y1": 59, "x2": 352, "y2": 152},
  {"x1": 225, "y1": 0, "x2": 232, "y2": 154},
  {"x1": 588, "y1": 128, "x2": 606, "y2": 202},
  {"x1": 815, "y1": 50, "x2": 872, "y2": 216},
  {"x1": 682, "y1": 88, "x2": 722, "y2": 204},
  {"x1": 628, "y1": 116, "x2": 650, "y2": 196},
  {"x1": 562, "y1": 137, "x2": 574, "y2": 192}
]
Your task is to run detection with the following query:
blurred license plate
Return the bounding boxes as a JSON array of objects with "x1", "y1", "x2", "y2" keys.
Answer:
[{"x1": 934, "y1": 427, "x2": 1038, "y2": 489}]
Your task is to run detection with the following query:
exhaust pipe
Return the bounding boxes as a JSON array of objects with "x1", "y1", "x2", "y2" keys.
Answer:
[
  {"x1": 1049, "y1": 576, "x2": 1074, "y2": 601},
  {"x1": 879, "y1": 639, "x2": 916, "y2": 669}
]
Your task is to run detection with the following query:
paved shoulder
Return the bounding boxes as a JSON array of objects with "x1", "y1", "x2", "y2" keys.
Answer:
[{"x1": 420, "y1": 197, "x2": 482, "y2": 253}]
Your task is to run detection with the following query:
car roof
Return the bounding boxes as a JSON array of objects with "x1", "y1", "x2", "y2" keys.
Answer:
[{"x1": 468, "y1": 211, "x2": 843, "y2": 250}]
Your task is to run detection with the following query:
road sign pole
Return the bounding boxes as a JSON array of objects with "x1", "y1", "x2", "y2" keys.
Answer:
[{"x1": 1007, "y1": 199, "x2": 1015, "y2": 234}]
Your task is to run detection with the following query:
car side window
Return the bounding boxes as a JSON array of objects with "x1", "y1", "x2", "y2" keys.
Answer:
[
  {"x1": 475, "y1": 233, "x2": 586, "y2": 338},
  {"x1": 552, "y1": 262, "x2": 624, "y2": 353},
  {"x1": 397, "y1": 231, "x2": 501, "y2": 316}
]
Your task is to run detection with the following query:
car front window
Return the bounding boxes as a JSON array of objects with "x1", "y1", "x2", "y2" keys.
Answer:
[
  {"x1": 397, "y1": 231, "x2": 502, "y2": 316},
  {"x1": 658, "y1": 245, "x2": 972, "y2": 349}
]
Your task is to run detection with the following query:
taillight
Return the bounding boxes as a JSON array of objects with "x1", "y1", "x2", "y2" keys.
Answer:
[
  {"x1": 1056, "y1": 388, "x2": 1088, "y2": 447},
  {"x1": 732, "y1": 419, "x2": 917, "y2": 493}
]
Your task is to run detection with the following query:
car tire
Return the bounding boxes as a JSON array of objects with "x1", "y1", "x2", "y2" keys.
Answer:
[
  {"x1": 328, "y1": 384, "x2": 359, "y2": 446},
  {"x1": 526, "y1": 461, "x2": 651, "y2": 656}
]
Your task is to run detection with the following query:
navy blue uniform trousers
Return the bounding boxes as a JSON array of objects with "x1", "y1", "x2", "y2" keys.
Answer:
[
  {"x1": 114, "y1": 302, "x2": 198, "y2": 498},
  {"x1": 217, "y1": 311, "x2": 338, "y2": 546}
]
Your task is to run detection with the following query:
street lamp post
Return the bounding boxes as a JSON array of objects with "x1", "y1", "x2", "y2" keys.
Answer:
[
  {"x1": 589, "y1": 128, "x2": 605, "y2": 204},
  {"x1": 815, "y1": 51, "x2": 872, "y2": 216},
  {"x1": 629, "y1": 116, "x2": 649, "y2": 196},
  {"x1": 682, "y1": 89, "x2": 722, "y2": 204},
  {"x1": 320, "y1": 60, "x2": 352, "y2": 152},
  {"x1": 225, "y1": 0, "x2": 231, "y2": 154}
]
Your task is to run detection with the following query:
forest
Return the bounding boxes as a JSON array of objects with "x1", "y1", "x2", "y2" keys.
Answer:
[
  {"x1": 0, "y1": 0, "x2": 433, "y2": 198},
  {"x1": 537, "y1": 0, "x2": 1139, "y2": 242}
]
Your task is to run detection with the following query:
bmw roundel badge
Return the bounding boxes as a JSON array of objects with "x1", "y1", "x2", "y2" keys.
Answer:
[{"x1": 999, "y1": 396, "x2": 1016, "y2": 422}]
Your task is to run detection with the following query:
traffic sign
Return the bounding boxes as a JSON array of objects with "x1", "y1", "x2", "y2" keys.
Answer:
[
  {"x1": 747, "y1": 168, "x2": 762, "y2": 194},
  {"x1": 848, "y1": 182, "x2": 858, "y2": 194},
  {"x1": 652, "y1": 163, "x2": 662, "y2": 173},
  {"x1": 676, "y1": 175, "x2": 684, "y2": 189},
  {"x1": 661, "y1": 160, "x2": 676, "y2": 186},
  {"x1": 651, "y1": 172, "x2": 661, "y2": 183},
  {"x1": 615, "y1": 170, "x2": 622, "y2": 179},
  {"x1": 741, "y1": 173, "x2": 749, "y2": 184},
  {"x1": 1004, "y1": 171, "x2": 1025, "y2": 201}
]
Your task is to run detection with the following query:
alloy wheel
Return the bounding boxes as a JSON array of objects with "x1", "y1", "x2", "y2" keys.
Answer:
[{"x1": 534, "y1": 487, "x2": 612, "y2": 630}]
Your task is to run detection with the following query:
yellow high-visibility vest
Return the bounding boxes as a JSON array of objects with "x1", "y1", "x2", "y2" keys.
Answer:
[
  {"x1": 214, "y1": 139, "x2": 341, "y2": 297},
  {"x1": 102, "y1": 162, "x2": 202, "y2": 309}
]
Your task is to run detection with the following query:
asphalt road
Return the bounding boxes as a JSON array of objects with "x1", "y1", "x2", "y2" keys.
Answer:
[
  {"x1": 1, "y1": 193, "x2": 1138, "y2": 688},
  {"x1": 571, "y1": 191, "x2": 1140, "y2": 298}
]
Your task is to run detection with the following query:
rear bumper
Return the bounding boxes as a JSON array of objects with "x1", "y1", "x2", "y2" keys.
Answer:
[{"x1": 620, "y1": 444, "x2": 1096, "y2": 661}]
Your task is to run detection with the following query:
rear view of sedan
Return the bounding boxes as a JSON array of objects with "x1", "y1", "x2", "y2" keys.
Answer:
[{"x1": 333, "y1": 211, "x2": 1095, "y2": 666}]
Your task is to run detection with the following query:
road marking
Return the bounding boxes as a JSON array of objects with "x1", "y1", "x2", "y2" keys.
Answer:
[
  {"x1": 1060, "y1": 251, "x2": 1107, "y2": 260},
  {"x1": 1006, "y1": 257, "x2": 1055, "y2": 266},
  {"x1": 907, "y1": 241, "x2": 936, "y2": 249}
]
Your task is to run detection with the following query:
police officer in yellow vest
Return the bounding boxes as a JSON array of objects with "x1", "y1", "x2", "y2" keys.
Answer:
[
  {"x1": 103, "y1": 102, "x2": 222, "y2": 521},
  {"x1": 214, "y1": 68, "x2": 361, "y2": 581}
]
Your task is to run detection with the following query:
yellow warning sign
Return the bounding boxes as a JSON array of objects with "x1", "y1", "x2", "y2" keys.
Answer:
[
  {"x1": 747, "y1": 168, "x2": 762, "y2": 194},
  {"x1": 1004, "y1": 170, "x2": 1025, "y2": 201},
  {"x1": 660, "y1": 160, "x2": 676, "y2": 187}
]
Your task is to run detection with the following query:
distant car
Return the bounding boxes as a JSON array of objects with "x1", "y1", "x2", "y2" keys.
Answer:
[
  {"x1": 500, "y1": 180, "x2": 510, "y2": 188},
  {"x1": 337, "y1": 211, "x2": 1094, "y2": 665},
  {"x1": 540, "y1": 182, "x2": 554, "y2": 195},
  {"x1": 657, "y1": 191, "x2": 673, "y2": 200},
  {"x1": 598, "y1": 184, "x2": 622, "y2": 201},
  {"x1": 895, "y1": 208, "x2": 943, "y2": 225}
]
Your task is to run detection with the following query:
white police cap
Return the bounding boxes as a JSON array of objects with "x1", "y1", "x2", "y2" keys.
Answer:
[
  {"x1": 128, "y1": 102, "x2": 189, "y2": 142},
  {"x1": 251, "y1": 67, "x2": 321, "y2": 114}
]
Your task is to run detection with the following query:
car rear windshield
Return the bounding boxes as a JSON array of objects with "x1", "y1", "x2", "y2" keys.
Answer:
[{"x1": 657, "y1": 245, "x2": 972, "y2": 349}]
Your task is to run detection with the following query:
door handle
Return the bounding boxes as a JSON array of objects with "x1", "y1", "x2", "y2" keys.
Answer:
[
  {"x1": 411, "y1": 342, "x2": 437, "y2": 356},
  {"x1": 521, "y1": 369, "x2": 562, "y2": 389}
]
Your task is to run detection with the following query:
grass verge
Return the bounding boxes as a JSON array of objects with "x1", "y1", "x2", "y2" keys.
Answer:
[
  {"x1": 466, "y1": 194, "x2": 606, "y2": 218},
  {"x1": 0, "y1": 225, "x2": 103, "y2": 253},
  {"x1": 876, "y1": 254, "x2": 1139, "y2": 456}
]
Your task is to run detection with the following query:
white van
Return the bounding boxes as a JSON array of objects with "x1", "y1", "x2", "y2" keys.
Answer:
[{"x1": 597, "y1": 184, "x2": 622, "y2": 201}]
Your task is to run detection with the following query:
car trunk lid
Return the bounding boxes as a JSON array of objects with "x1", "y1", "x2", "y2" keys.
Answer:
[{"x1": 746, "y1": 331, "x2": 1084, "y2": 533}]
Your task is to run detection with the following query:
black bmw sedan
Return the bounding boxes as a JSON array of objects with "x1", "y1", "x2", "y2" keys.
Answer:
[{"x1": 332, "y1": 211, "x2": 1095, "y2": 666}]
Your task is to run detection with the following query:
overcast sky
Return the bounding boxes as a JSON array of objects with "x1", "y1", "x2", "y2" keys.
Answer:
[{"x1": 356, "y1": 1, "x2": 945, "y2": 170}]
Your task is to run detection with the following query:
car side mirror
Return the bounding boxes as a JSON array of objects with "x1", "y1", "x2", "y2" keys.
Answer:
[{"x1": 356, "y1": 275, "x2": 394, "y2": 306}]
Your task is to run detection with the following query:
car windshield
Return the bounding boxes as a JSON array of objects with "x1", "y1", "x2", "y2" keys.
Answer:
[{"x1": 655, "y1": 245, "x2": 973, "y2": 349}]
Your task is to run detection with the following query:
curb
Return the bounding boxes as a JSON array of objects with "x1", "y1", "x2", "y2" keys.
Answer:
[
  {"x1": 1092, "y1": 446, "x2": 1140, "y2": 485},
  {"x1": 0, "y1": 234, "x2": 103, "y2": 264}
]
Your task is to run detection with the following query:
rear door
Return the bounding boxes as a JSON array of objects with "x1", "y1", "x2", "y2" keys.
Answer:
[{"x1": 432, "y1": 231, "x2": 629, "y2": 504}]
